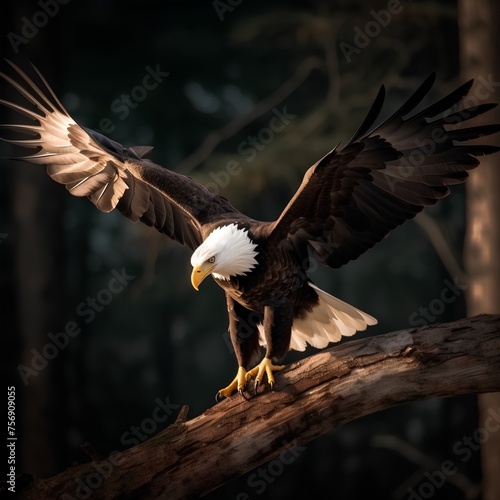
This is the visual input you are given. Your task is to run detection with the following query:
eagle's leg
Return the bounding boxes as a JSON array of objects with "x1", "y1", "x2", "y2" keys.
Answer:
[
  {"x1": 217, "y1": 295, "x2": 262, "y2": 400},
  {"x1": 245, "y1": 304, "x2": 291, "y2": 392}
]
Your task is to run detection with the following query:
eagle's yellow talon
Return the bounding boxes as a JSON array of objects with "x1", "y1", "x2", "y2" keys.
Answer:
[
  {"x1": 246, "y1": 358, "x2": 285, "y2": 388},
  {"x1": 217, "y1": 366, "x2": 247, "y2": 399}
]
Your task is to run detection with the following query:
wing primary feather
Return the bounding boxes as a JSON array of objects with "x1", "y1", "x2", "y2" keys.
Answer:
[
  {"x1": 446, "y1": 124, "x2": 500, "y2": 141},
  {"x1": 347, "y1": 84, "x2": 386, "y2": 143},
  {"x1": 392, "y1": 72, "x2": 436, "y2": 119},
  {"x1": 406, "y1": 79, "x2": 474, "y2": 122},
  {"x1": 370, "y1": 73, "x2": 436, "y2": 134},
  {"x1": 438, "y1": 103, "x2": 498, "y2": 125},
  {"x1": 5, "y1": 60, "x2": 67, "y2": 115},
  {"x1": 0, "y1": 71, "x2": 53, "y2": 115},
  {"x1": 0, "y1": 123, "x2": 43, "y2": 135},
  {"x1": 0, "y1": 98, "x2": 43, "y2": 120},
  {"x1": 0, "y1": 137, "x2": 44, "y2": 148}
]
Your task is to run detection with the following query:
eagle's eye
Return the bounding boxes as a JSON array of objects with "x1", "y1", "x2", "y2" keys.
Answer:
[{"x1": 208, "y1": 256, "x2": 215, "y2": 264}]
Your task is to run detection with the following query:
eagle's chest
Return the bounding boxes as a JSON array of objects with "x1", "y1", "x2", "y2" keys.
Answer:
[{"x1": 213, "y1": 245, "x2": 307, "y2": 312}]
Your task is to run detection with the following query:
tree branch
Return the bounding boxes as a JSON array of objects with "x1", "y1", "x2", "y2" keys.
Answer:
[{"x1": 18, "y1": 314, "x2": 500, "y2": 499}]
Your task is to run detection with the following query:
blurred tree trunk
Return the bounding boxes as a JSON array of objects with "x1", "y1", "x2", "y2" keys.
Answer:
[
  {"x1": 458, "y1": 1, "x2": 500, "y2": 499},
  {"x1": 4, "y1": 1, "x2": 70, "y2": 476}
]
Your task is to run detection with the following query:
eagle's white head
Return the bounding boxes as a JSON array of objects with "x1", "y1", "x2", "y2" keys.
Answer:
[{"x1": 190, "y1": 223, "x2": 259, "y2": 290}]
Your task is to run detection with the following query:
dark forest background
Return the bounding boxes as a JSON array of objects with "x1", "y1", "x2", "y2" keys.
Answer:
[{"x1": 0, "y1": 1, "x2": 498, "y2": 499}]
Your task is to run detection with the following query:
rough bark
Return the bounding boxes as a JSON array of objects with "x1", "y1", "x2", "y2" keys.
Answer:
[
  {"x1": 14, "y1": 314, "x2": 500, "y2": 500},
  {"x1": 458, "y1": 2, "x2": 500, "y2": 499}
]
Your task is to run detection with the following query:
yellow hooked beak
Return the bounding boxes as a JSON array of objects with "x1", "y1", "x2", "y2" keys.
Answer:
[{"x1": 191, "y1": 262, "x2": 215, "y2": 291}]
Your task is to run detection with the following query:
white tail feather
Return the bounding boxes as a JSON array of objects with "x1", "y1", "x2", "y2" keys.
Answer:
[{"x1": 258, "y1": 283, "x2": 377, "y2": 352}]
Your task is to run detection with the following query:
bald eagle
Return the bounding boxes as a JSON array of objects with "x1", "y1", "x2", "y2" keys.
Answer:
[{"x1": 1, "y1": 62, "x2": 499, "y2": 399}]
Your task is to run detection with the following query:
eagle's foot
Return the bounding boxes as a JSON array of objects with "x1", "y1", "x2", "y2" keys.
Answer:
[
  {"x1": 216, "y1": 366, "x2": 248, "y2": 401},
  {"x1": 246, "y1": 357, "x2": 285, "y2": 393}
]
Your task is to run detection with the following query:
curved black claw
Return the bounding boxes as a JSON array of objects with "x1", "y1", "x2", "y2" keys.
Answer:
[
  {"x1": 239, "y1": 388, "x2": 252, "y2": 401},
  {"x1": 215, "y1": 392, "x2": 224, "y2": 403},
  {"x1": 253, "y1": 379, "x2": 260, "y2": 396}
]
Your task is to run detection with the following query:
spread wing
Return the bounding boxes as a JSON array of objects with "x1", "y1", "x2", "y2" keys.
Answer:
[
  {"x1": 0, "y1": 61, "x2": 241, "y2": 250},
  {"x1": 269, "y1": 73, "x2": 500, "y2": 268}
]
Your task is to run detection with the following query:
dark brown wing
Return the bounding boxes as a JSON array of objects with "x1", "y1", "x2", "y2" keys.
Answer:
[
  {"x1": 0, "y1": 61, "x2": 242, "y2": 250},
  {"x1": 268, "y1": 73, "x2": 500, "y2": 268}
]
